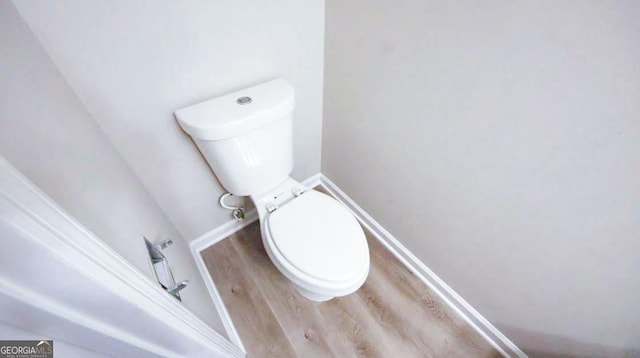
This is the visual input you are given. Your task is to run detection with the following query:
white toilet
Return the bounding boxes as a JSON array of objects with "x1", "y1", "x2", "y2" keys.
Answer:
[{"x1": 175, "y1": 79, "x2": 370, "y2": 301}]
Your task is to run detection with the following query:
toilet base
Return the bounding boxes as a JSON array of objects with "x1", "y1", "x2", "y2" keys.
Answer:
[{"x1": 292, "y1": 283, "x2": 334, "y2": 302}]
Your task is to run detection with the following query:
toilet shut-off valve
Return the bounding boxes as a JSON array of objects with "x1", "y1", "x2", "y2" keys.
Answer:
[
  {"x1": 219, "y1": 192, "x2": 245, "y2": 221},
  {"x1": 232, "y1": 208, "x2": 245, "y2": 221}
]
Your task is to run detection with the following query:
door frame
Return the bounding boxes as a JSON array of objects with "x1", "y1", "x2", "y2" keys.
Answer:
[{"x1": 0, "y1": 156, "x2": 244, "y2": 357}]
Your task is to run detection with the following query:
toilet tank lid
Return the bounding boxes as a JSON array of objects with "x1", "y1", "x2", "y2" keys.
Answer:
[{"x1": 175, "y1": 79, "x2": 295, "y2": 140}]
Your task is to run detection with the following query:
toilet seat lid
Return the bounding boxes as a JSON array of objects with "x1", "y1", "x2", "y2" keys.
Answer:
[{"x1": 267, "y1": 191, "x2": 368, "y2": 283}]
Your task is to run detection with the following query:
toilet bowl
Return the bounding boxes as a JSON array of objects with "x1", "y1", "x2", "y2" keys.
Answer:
[
  {"x1": 175, "y1": 78, "x2": 370, "y2": 301},
  {"x1": 252, "y1": 178, "x2": 369, "y2": 301}
]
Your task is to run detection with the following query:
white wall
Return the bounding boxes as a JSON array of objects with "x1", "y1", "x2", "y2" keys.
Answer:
[
  {"x1": 14, "y1": 0, "x2": 325, "y2": 241},
  {"x1": 0, "y1": 1, "x2": 224, "y2": 335},
  {"x1": 323, "y1": 0, "x2": 640, "y2": 356}
]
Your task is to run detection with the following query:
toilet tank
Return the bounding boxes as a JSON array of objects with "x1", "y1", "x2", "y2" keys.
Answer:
[{"x1": 175, "y1": 79, "x2": 295, "y2": 196}]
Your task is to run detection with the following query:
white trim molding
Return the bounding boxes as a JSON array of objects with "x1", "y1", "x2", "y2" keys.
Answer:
[
  {"x1": 190, "y1": 171, "x2": 524, "y2": 357},
  {"x1": 0, "y1": 156, "x2": 244, "y2": 358},
  {"x1": 318, "y1": 174, "x2": 526, "y2": 358}
]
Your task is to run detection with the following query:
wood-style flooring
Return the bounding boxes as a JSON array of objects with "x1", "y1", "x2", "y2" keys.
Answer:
[{"x1": 202, "y1": 195, "x2": 500, "y2": 357}]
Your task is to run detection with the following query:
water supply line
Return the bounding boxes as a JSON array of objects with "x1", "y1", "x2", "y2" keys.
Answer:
[{"x1": 219, "y1": 192, "x2": 245, "y2": 221}]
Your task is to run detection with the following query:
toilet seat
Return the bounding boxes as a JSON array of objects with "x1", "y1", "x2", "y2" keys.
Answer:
[{"x1": 266, "y1": 191, "x2": 369, "y2": 286}]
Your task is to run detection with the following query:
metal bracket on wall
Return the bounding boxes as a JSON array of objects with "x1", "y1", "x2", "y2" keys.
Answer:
[{"x1": 145, "y1": 237, "x2": 188, "y2": 301}]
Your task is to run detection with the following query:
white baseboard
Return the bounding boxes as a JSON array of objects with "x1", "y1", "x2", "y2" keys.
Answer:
[
  {"x1": 189, "y1": 172, "x2": 322, "y2": 354},
  {"x1": 191, "y1": 210, "x2": 259, "y2": 254},
  {"x1": 190, "y1": 172, "x2": 524, "y2": 357},
  {"x1": 318, "y1": 174, "x2": 526, "y2": 358}
]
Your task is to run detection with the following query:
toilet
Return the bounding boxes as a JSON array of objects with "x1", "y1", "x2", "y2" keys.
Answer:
[{"x1": 175, "y1": 79, "x2": 369, "y2": 301}]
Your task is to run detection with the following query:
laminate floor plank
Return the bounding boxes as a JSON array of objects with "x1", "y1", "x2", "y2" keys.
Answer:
[
  {"x1": 366, "y1": 237, "x2": 495, "y2": 356},
  {"x1": 230, "y1": 223, "x2": 353, "y2": 358},
  {"x1": 201, "y1": 239, "x2": 297, "y2": 358},
  {"x1": 202, "y1": 190, "x2": 500, "y2": 357}
]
